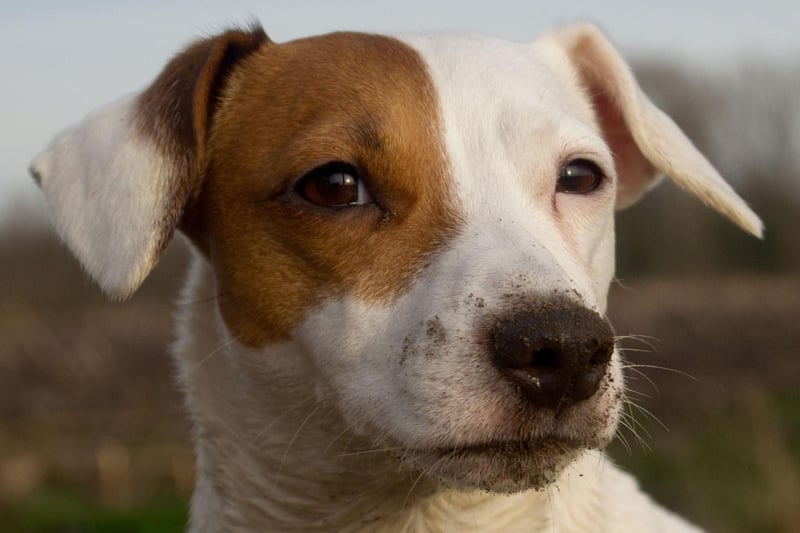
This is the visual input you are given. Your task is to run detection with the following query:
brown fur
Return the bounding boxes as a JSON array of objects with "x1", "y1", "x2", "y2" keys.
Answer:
[
  {"x1": 136, "y1": 25, "x2": 269, "y2": 258},
  {"x1": 184, "y1": 33, "x2": 463, "y2": 346}
]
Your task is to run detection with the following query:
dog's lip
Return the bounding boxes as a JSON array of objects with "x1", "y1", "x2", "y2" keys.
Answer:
[{"x1": 414, "y1": 435, "x2": 588, "y2": 457}]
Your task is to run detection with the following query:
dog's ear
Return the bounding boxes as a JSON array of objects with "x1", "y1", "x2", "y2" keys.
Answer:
[
  {"x1": 29, "y1": 25, "x2": 268, "y2": 299},
  {"x1": 542, "y1": 23, "x2": 763, "y2": 237}
]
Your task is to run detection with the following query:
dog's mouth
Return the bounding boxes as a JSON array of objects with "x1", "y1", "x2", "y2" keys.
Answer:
[
  {"x1": 398, "y1": 435, "x2": 592, "y2": 493},
  {"x1": 432, "y1": 436, "x2": 583, "y2": 457}
]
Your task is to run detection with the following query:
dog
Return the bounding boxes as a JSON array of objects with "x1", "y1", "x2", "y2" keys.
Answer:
[{"x1": 31, "y1": 22, "x2": 762, "y2": 532}]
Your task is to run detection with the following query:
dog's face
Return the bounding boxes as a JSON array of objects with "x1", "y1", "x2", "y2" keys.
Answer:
[{"x1": 31, "y1": 25, "x2": 762, "y2": 493}]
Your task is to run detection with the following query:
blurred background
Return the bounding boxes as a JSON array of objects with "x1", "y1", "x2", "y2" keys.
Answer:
[{"x1": 2, "y1": 1, "x2": 798, "y2": 531}]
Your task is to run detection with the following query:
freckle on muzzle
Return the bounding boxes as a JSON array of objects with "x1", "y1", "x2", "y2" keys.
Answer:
[{"x1": 487, "y1": 298, "x2": 615, "y2": 410}]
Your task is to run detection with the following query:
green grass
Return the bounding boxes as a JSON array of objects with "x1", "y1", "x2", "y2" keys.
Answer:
[
  {"x1": 609, "y1": 389, "x2": 800, "y2": 533},
  {"x1": 0, "y1": 490, "x2": 187, "y2": 533}
]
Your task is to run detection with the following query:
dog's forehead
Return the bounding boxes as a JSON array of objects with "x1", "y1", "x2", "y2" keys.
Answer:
[
  {"x1": 398, "y1": 32, "x2": 595, "y2": 126},
  {"x1": 396, "y1": 33, "x2": 607, "y2": 217},
  {"x1": 236, "y1": 31, "x2": 593, "y2": 134},
  {"x1": 400, "y1": 33, "x2": 570, "y2": 94}
]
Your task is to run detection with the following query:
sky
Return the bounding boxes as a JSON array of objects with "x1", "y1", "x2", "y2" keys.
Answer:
[{"x1": 2, "y1": 0, "x2": 798, "y2": 220}]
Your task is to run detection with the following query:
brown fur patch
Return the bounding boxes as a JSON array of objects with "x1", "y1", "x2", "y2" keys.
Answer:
[
  {"x1": 136, "y1": 25, "x2": 269, "y2": 257},
  {"x1": 190, "y1": 33, "x2": 462, "y2": 346}
]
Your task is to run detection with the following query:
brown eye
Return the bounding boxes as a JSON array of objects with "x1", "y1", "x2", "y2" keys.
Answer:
[
  {"x1": 557, "y1": 159, "x2": 604, "y2": 194},
  {"x1": 296, "y1": 163, "x2": 373, "y2": 207}
]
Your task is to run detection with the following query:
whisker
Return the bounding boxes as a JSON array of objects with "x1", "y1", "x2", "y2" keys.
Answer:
[
  {"x1": 617, "y1": 411, "x2": 652, "y2": 451},
  {"x1": 623, "y1": 364, "x2": 698, "y2": 381},
  {"x1": 189, "y1": 337, "x2": 238, "y2": 373},
  {"x1": 278, "y1": 403, "x2": 322, "y2": 475},
  {"x1": 337, "y1": 447, "x2": 404, "y2": 458},
  {"x1": 614, "y1": 334, "x2": 660, "y2": 353},
  {"x1": 615, "y1": 333, "x2": 659, "y2": 341},
  {"x1": 249, "y1": 396, "x2": 314, "y2": 447},
  {"x1": 626, "y1": 401, "x2": 670, "y2": 433},
  {"x1": 623, "y1": 366, "x2": 660, "y2": 394},
  {"x1": 594, "y1": 448, "x2": 608, "y2": 479},
  {"x1": 612, "y1": 276, "x2": 635, "y2": 292},
  {"x1": 403, "y1": 450, "x2": 449, "y2": 508},
  {"x1": 323, "y1": 421, "x2": 357, "y2": 454},
  {"x1": 623, "y1": 388, "x2": 654, "y2": 400},
  {"x1": 178, "y1": 291, "x2": 229, "y2": 306},
  {"x1": 616, "y1": 347, "x2": 655, "y2": 354},
  {"x1": 613, "y1": 422, "x2": 633, "y2": 454},
  {"x1": 546, "y1": 483, "x2": 557, "y2": 533}
]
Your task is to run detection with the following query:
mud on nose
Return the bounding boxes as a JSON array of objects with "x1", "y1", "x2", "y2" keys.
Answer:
[{"x1": 487, "y1": 299, "x2": 615, "y2": 410}]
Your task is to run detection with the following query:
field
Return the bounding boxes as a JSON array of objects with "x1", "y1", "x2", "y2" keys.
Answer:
[{"x1": 1, "y1": 223, "x2": 798, "y2": 532}]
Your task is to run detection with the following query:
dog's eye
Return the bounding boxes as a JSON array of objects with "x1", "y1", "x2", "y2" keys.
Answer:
[
  {"x1": 557, "y1": 159, "x2": 604, "y2": 194},
  {"x1": 296, "y1": 163, "x2": 373, "y2": 207}
]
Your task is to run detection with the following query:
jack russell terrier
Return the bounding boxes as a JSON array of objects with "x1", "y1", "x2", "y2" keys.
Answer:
[{"x1": 31, "y1": 22, "x2": 762, "y2": 532}]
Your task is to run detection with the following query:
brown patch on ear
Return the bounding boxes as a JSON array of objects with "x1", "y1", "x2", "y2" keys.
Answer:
[{"x1": 136, "y1": 25, "x2": 269, "y2": 255}]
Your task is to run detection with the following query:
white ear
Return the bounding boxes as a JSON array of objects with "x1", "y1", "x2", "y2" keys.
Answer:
[
  {"x1": 541, "y1": 23, "x2": 763, "y2": 237},
  {"x1": 31, "y1": 26, "x2": 268, "y2": 299},
  {"x1": 31, "y1": 96, "x2": 173, "y2": 298}
]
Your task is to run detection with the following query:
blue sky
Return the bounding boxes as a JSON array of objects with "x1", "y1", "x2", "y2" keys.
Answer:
[{"x1": 2, "y1": 0, "x2": 798, "y2": 219}]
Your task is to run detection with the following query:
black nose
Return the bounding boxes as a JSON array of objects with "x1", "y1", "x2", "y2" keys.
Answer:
[{"x1": 488, "y1": 300, "x2": 614, "y2": 410}]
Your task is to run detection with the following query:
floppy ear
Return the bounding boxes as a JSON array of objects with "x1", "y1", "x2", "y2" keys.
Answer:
[
  {"x1": 30, "y1": 25, "x2": 268, "y2": 299},
  {"x1": 542, "y1": 23, "x2": 763, "y2": 237}
]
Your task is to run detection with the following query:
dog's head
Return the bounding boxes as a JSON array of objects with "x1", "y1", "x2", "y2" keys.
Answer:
[{"x1": 31, "y1": 24, "x2": 761, "y2": 493}]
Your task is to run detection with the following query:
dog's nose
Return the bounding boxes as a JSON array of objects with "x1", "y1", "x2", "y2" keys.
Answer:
[{"x1": 488, "y1": 301, "x2": 614, "y2": 410}]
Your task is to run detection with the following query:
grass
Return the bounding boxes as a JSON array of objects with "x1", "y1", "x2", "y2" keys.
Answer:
[
  {"x1": 0, "y1": 489, "x2": 186, "y2": 533},
  {"x1": 609, "y1": 389, "x2": 800, "y2": 533}
]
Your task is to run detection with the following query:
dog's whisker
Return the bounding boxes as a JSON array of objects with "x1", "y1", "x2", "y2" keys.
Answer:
[
  {"x1": 616, "y1": 347, "x2": 655, "y2": 354},
  {"x1": 623, "y1": 388, "x2": 654, "y2": 400},
  {"x1": 337, "y1": 447, "x2": 404, "y2": 458},
  {"x1": 614, "y1": 334, "x2": 660, "y2": 353},
  {"x1": 613, "y1": 422, "x2": 634, "y2": 455},
  {"x1": 623, "y1": 366, "x2": 661, "y2": 394},
  {"x1": 188, "y1": 337, "x2": 238, "y2": 374},
  {"x1": 614, "y1": 333, "x2": 660, "y2": 342},
  {"x1": 402, "y1": 464, "x2": 434, "y2": 509},
  {"x1": 623, "y1": 364, "x2": 698, "y2": 382},
  {"x1": 617, "y1": 392, "x2": 656, "y2": 451},
  {"x1": 178, "y1": 291, "x2": 229, "y2": 306},
  {"x1": 341, "y1": 427, "x2": 360, "y2": 457},
  {"x1": 323, "y1": 420, "x2": 359, "y2": 454},
  {"x1": 628, "y1": 413, "x2": 654, "y2": 442},
  {"x1": 615, "y1": 333, "x2": 659, "y2": 340},
  {"x1": 249, "y1": 396, "x2": 315, "y2": 447},
  {"x1": 625, "y1": 400, "x2": 670, "y2": 433},
  {"x1": 616, "y1": 414, "x2": 651, "y2": 451},
  {"x1": 403, "y1": 447, "x2": 457, "y2": 509},
  {"x1": 544, "y1": 483, "x2": 558, "y2": 533},
  {"x1": 277, "y1": 403, "x2": 323, "y2": 477}
]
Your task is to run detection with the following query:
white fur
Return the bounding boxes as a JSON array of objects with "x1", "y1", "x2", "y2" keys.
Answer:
[
  {"x1": 32, "y1": 23, "x2": 763, "y2": 532},
  {"x1": 30, "y1": 95, "x2": 172, "y2": 299}
]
